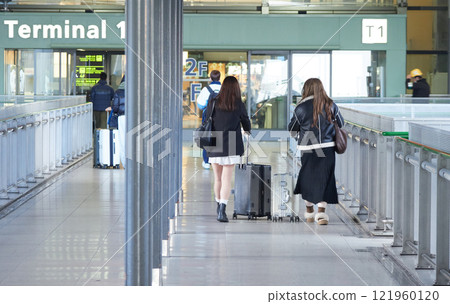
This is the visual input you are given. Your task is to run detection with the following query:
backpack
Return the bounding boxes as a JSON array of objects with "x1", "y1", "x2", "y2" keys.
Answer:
[{"x1": 206, "y1": 85, "x2": 219, "y2": 105}]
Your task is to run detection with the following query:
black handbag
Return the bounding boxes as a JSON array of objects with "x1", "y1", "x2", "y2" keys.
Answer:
[
  {"x1": 333, "y1": 111, "x2": 347, "y2": 154},
  {"x1": 194, "y1": 99, "x2": 216, "y2": 149}
]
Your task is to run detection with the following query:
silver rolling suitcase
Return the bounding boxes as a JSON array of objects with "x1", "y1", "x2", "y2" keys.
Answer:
[
  {"x1": 95, "y1": 129, "x2": 120, "y2": 169},
  {"x1": 271, "y1": 173, "x2": 301, "y2": 222}
]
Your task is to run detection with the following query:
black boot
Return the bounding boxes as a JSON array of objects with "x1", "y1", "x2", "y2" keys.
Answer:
[
  {"x1": 217, "y1": 203, "x2": 229, "y2": 222},
  {"x1": 217, "y1": 203, "x2": 220, "y2": 215}
]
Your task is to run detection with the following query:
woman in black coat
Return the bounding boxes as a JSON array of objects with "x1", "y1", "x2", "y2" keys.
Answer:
[
  {"x1": 204, "y1": 76, "x2": 251, "y2": 222},
  {"x1": 288, "y1": 78, "x2": 344, "y2": 225}
]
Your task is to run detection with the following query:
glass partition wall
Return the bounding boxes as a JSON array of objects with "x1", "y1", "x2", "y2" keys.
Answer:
[
  {"x1": 249, "y1": 53, "x2": 288, "y2": 130},
  {"x1": 5, "y1": 49, "x2": 384, "y2": 128},
  {"x1": 4, "y1": 49, "x2": 75, "y2": 96},
  {"x1": 182, "y1": 50, "x2": 382, "y2": 130}
]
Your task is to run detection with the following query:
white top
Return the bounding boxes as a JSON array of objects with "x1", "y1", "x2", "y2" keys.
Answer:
[{"x1": 196, "y1": 83, "x2": 221, "y2": 110}]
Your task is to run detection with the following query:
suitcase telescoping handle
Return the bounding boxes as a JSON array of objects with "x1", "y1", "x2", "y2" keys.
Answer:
[{"x1": 240, "y1": 132, "x2": 250, "y2": 167}]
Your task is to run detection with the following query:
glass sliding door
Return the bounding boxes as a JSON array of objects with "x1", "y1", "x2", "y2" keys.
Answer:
[
  {"x1": 291, "y1": 52, "x2": 330, "y2": 104},
  {"x1": 109, "y1": 53, "x2": 126, "y2": 90},
  {"x1": 249, "y1": 53, "x2": 288, "y2": 129},
  {"x1": 331, "y1": 50, "x2": 371, "y2": 97}
]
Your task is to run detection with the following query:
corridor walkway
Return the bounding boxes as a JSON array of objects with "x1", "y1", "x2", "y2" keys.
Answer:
[{"x1": 0, "y1": 143, "x2": 402, "y2": 286}]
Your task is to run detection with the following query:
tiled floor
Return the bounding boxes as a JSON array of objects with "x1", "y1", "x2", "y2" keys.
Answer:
[
  {"x1": 163, "y1": 143, "x2": 399, "y2": 286},
  {"x1": 0, "y1": 142, "x2": 400, "y2": 286},
  {"x1": 0, "y1": 163, "x2": 126, "y2": 286}
]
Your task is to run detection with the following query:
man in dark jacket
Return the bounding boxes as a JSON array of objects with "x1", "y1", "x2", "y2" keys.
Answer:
[
  {"x1": 406, "y1": 68, "x2": 430, "y2": 99},
  {"x1": 91, "y1": 72, "x2": 115, "y2": 129}
]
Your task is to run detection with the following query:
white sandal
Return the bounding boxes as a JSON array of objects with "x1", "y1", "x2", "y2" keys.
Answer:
[
  {"x1": 304, "y1": 211, "x2": 315, "y2": 223},
  {"x1": 315, "y1": 212, "x2": 329, "y2": 225}
]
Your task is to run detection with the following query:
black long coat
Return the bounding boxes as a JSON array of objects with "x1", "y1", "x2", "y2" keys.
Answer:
[{"x1": 204, "y1": 97, "x2": 251, "y2": 158}]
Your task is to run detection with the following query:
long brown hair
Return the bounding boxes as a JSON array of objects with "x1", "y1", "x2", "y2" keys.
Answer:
[
  {"x1": 216, "y1": 76, "x2": 241, "y2": 111},
  {"x1": 302, "y1": 78, "x2": 333, "y2": 128}
]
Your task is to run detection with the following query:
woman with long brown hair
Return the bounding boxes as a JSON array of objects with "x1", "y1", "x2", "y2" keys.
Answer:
[
  {"x1": 204, "y1": 76, "x2": 251, "y2": 222},
  {"x1": 288, "y1": 78, "x2": 344, "y2": 225}
]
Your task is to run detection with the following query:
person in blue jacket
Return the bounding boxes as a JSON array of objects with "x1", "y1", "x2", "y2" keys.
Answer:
[
  {"x1": 196, "y1": 70, "x2": 221, "y2": 169},
  {"x1": 106, "y1": 76, "x2": 126, "y2": 168},
  {"x1": 91, "y1": 72, "x2": 115, "y2": 129}
]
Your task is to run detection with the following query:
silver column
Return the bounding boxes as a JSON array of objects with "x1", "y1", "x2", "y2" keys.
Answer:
[{"x1": 125, "y1": 0, "x2": 183, "y2": 286}]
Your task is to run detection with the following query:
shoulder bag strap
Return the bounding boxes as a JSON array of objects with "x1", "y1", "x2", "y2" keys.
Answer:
[
  {"x1": 206, "y1": 85, "x2": 214, "y2": 94},
  {"x1": 206, "y1": 97, "x2": 216, "y2": 121}
]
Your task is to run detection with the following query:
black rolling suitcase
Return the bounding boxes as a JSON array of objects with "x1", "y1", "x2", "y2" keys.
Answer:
[{"x1": 233, "y1": 138, "x2": 271, "y2": 220}]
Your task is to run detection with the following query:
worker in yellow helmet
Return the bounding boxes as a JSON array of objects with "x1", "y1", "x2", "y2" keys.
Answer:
[{"x1": 406, "y1": 68, "x2": 430, "y2": 98}]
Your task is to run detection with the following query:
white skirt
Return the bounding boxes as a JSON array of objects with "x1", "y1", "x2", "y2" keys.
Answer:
[{"x1": 209, "y1": 155, "x2": 241, "y2": 165}]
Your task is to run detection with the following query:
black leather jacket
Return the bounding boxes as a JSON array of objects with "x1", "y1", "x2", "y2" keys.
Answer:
[{"x1": 288, "y1": 96, "x2": 344, "y2": 148}]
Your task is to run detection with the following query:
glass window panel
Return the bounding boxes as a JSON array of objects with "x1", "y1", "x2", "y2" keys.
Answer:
[
  {"x1": 291, "y1": 53, "x2": 330, "y2": 104},
  {"x1": 67, "y1": 52, "x2": 76, "y2": 95},
  {"x1": 249, "y1": 54, "x2": 288, "y2": 129},
  {"x1": 109, "y1": 54, "x2": 126, "y2": 90},
  {"x1": 18, "y1": 50, "x2": 34, "y2": 95},
  {"x1": 407, "y1": 10, "x2": 448, "y2": 51},
  {"x1": 61, "y1": 52, "x2": 68, "y2": 95},
  {"x1": 182, "y1": 51, "x2": 247, "y2": 129},
  {"x1": 331, "y1": 50, "x2": 371, "y2": 97},
  {"x1": 4, "y1": 50, "x2": 17, "y2": 95},
  {"x1": 35, "y1": 49, "x2": 60, "y2": 95},
  {"x1": 408, "y1": 0, "x2": 447, "y2": 5}
]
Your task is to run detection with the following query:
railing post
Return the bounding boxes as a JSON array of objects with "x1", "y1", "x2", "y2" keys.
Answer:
[
  {"x1": 26, "y1": 115, "x2": 36, "y2": 182},
  {"x1": 375, "y1": 133, "x2": 387, "y2": 230},
  {"x1": 16, "y1": 117, "x2": 28, "y2": 188},
  {"x1": 342, "y1": 124, "x2": 352, "y2": 201},
  {"x1": 367, "y1": 131, "x2": 378, "y2": 223},
  {"x1": 359, "y1": 129, "x2": 370, "y2": 219},
  {"x1": 49, "y1": 110, "x2": 56, "y2": 171},
  {"x1": 34, "y1": 113, "x2": 43, "y2": 179},
  {"x1": 435, "y1": 155, "x2": 450, "y2": 285},
  {"x1": 7, "y1": 119, "x2": 19, "y2": 193},
  {"x1": 416, "y1": 149, "x2": 433, "y2": 269},
  {"x1": 0, "y1": 121, "x2": 8, "y2": 199},
  {"x1": 67, "y1": 108, "x2": 73, "y2": 162},
  {"x1": 61, "y1": 108, "x2": 68, "y2": 164},
  {"x1": 392, "y1": 139, "x2": 403, "y2": 247},
  {"x1": 55, "y1": 109, "x2": 62, "y2": 167},
  {"x1": 347, "y1": 126, "x2": 356, "y2": 205},
  {"x1": 401, "y1": 143, "x2": 416, "y2": 255},
  {"x1": 41, "y1": 111, "x2": 50, "y2": 175}
]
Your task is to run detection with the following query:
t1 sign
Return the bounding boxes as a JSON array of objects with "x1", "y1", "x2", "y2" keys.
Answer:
[{"x1": 362, "y1": 19, "x2": 387, "y2": 44}]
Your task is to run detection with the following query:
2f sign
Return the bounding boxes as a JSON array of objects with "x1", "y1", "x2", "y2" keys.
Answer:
[{"x1": 362, "y1": 19, "x2": 387, "y2": 44}]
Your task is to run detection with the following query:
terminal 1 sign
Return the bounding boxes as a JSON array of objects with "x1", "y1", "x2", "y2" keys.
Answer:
[
  {"x1": 0, "y1": 14, "x2": 125, "y2": 48},
  {"x1": 3, "y1": 19, "x2": 126, "y2": 40}
]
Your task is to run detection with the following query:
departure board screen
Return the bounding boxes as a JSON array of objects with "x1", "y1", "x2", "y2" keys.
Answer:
[{"x1": 76, "y1": 53, "x2": 105, "y2": 94}]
